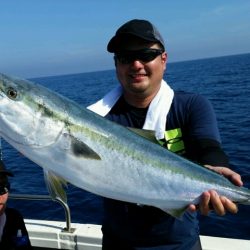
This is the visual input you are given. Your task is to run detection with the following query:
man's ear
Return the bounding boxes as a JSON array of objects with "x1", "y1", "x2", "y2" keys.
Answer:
[
  {"x1": 161, "y1": 52, "x2": 167, "y2": 71},
  {"x1": 162, "y1": 52, "x2": 167, "y2": 63}
]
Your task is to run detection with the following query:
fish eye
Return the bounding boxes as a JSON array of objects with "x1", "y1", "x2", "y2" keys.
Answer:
[{"x1": 6, "y1": 87, "x2": 18, "y2": 100}]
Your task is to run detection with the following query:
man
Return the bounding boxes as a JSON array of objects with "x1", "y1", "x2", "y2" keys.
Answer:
[
  {"x1": 0, "y1": 160, "x2": 32, "y2": 249},
  {"x1": 89, "y1": 19, "x2": 242, "y2": 250}
]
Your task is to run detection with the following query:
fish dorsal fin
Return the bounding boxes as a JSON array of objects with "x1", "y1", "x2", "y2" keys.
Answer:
[
  {"x1": 44, "y1": 170, "x2": 68, "y2": 203},
  {"x1": 128, "y1": 128, "x2": 159, "y2": 144}
]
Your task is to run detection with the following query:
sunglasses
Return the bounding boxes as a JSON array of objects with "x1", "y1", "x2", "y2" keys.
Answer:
[
  {"x1": 0, "y1": 182, "x2": 10, "y2": 195},
  {"x1": 115, "y1": 48, "x2": 164, "y2": 64}
]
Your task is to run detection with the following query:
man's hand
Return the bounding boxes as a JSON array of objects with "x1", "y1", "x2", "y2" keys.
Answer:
[{"x1": 188, "y1": 165, "x2": 243, "y2": 216}]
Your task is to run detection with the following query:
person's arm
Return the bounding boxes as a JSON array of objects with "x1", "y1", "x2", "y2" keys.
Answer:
[{"x1": 184, "y1": 94, "x2": 243, "y2": 216}]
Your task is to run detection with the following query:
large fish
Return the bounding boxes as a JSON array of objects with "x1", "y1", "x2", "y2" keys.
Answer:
[{"x1": 0, "y1": 73, "x2": 249, "y2": 218}]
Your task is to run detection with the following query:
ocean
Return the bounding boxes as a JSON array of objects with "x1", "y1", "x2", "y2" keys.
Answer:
[{"x1": 4, "y1": 53, "x2": 250, "y2": 240}]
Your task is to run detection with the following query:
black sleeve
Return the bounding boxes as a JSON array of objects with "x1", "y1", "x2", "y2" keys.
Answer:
[
  {"x1": 185, "y1": 138, "x2": 229, "y2": 167},
  {"x1": 171, "y1": 93, "x2": 229, "y2": 167}
]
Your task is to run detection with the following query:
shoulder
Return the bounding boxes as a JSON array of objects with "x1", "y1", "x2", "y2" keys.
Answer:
[
  {"x1": 171, "y1": 91, "x2": 214, "y2": 115},
  {"x1": 173, "y1": 91, "x2": 210, "y2": 106},
  {"x1": 4, "y1": 207, "x2": 28, "y2": 235},
  {"x1": 5, "y1": 207, "x2": 24, "y2": 220},
  {"x1": 5, "y1": 207, "x2": 20, "y2": 215}
]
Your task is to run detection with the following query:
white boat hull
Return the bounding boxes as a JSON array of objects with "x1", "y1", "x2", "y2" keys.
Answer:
[{"x1": 25, "y1": 219, "x2": 250, "y2": 250}]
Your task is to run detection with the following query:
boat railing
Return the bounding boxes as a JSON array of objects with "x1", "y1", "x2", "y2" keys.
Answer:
[{"x1": 9, "y1": 193, "x2": 74, "y2": 233}]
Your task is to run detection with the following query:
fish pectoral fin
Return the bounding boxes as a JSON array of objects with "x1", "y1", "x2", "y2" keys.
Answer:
[
  {"x1": 68, "y1": 134, "x2": 101, "y2": 160},
  {"x1": 44, "y1": 170, "x2": 68, "y2": 204},
  {"x1": 128, "y1": 128, "x2": 159, "y2": 144}
]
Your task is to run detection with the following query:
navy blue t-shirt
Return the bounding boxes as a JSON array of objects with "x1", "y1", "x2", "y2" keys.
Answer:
[{"x1": 102, "y1": 91, "x2": 228, "y2": 250}]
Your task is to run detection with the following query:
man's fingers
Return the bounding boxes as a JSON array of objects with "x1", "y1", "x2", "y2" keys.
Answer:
[
  {"x1": 188, "y1": 190, "x2": 239, "y2": 216},
  {"x1": 204, "y1": 165, "x2": 243, "y2": 186},
  {"x1": 220, "y1": 196, "x2": 238, "y2": 214},
  {"x1": 209, "y1": 190, "x2": 226, "y2": 216},
  {"x1": 199, "y1": 191, "x2": 211, "y2": 216}
]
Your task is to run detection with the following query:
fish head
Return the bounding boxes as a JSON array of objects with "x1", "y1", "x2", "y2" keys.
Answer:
[{"x1": 0, "y1": 74, "x2": 64, "y2": 148}]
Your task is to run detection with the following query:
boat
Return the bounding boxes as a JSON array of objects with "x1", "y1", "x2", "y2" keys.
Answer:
[
  {"x1": 24, "y1": 219, "x2": 250, "y2": 250},
  {"x1": 9, "y1": 193, "x2": 250, "y2": 250}
]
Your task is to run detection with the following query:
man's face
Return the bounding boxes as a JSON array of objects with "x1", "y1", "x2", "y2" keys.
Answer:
[{"x1": 115, "y1": 37, "x2": 167, "y2": 102}]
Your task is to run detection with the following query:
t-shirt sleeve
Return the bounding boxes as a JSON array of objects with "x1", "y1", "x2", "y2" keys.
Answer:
[
  {"x1": 184, "y1": 94, "x2": 229, "y2": 166},
  {"x1": 187, "y1": 94, "x2": 221, "y2": 142}
]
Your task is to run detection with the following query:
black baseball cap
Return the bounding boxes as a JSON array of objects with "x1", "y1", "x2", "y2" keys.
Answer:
[
  {"x1": 107, "y1": 19, "x2": 165, "y2": 53},
  {"x1": 0, "y1": 160, "x2": 13, "y2": 177}
]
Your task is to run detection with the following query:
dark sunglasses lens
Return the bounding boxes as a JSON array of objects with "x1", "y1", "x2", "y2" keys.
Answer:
[
  {"x1": 0, "y1": 182, "x2": 10, "y2": 195},
  {"x1": 116, "y1": 55, "x2": 133, "y2": 64},
  {"x1": 116, "y1": 49, "x2": 163, "y2": 64},
  {"x1": 0, "y1": 187, "x2": 8, "y2": 195},
  {"x1": 138, "y1": 51, "x2": 160, "y2": 62}
]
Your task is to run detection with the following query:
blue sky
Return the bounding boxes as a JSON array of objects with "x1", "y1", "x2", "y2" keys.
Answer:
[{"x1": 1, "y1": 1, "x2": 250, "y2": 78}]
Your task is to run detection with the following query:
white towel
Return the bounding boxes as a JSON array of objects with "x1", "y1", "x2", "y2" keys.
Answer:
[{"x1": 87, "y1": 80, "x2": 174, "y2": 139}]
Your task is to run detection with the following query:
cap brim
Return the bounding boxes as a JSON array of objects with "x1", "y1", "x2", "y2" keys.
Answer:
[
  {"x1": 107, "y1": 36, "x2": 117, "y2": 52},
  {"x1": 0, "y1": 160, "x2": 14, "y2": 177},
  {"x1": 0, "y1": 170, "x2": 14, "y2": 177}
]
